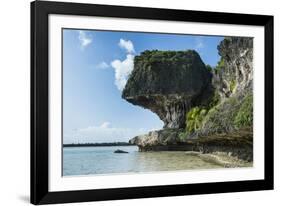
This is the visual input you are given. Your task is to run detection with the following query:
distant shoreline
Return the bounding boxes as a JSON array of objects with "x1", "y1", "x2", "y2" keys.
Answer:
[{"x1": 63, "y1": 142, "x2": 134, "y2": 147}]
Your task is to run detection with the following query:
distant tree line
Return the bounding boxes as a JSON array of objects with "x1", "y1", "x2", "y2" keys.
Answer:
[{"x1": 63, "y1": 142, "x2": 134, "y2": 147}]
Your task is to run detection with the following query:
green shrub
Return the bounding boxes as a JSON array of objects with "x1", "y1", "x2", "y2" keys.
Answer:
[
  {"x1": 218, "y1": 58, "x2": 225, "y2": 68},
  {"x1": 234, "y1": 95, "x2": 253, "y2": 128},
  {"x1": 229, "y1": 79, "x2": 236, "y2": 93},
  {"x1": 208, "y1": 91, "x2": 220, "y2": 108},
  {"x1": 214, "y1": 58, "x2": 225, "y2": 73},
  {"x1": 185, "y1": 90, "x2": 221, "y2": 134},
  {"x1": 178, "y1": 131, "x2": 188, "y2": 141},
  {"x1": 205, "y1": 64, "x2": 213, "y2": 73},
  {"x1": 186, "y1": 107, "x2": 207, "y2": 133}
]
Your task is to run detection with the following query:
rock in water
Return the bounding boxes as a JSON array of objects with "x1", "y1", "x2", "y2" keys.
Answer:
[
  {"x1": 114, "y1": 149, "x2": 129, "y2": 154},
  {"x1": 122, "y1": 50, "x2": 212, "y2": 129}
]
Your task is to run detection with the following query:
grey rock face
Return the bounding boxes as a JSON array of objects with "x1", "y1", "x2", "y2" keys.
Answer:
[
  {"x1": 129, "y1": 129, "x2": 183, "y2": 148},
  {"x1": 197, "y1": 37, "x2": 254, "y2": 135},
  {"x1": 213, "y1": 37, "x2": 253, "y2": 98},
  {"x1": 122, "y1": 50, "x2": 212, "y2": 128}
]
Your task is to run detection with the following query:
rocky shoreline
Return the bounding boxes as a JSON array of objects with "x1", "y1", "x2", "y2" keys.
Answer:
[
  {"x1": 184, "y1": 151, "x2": 253, "y2": 168},
  {"x1": 129, "y1": 127, "x2": 253, "y2": 162}
]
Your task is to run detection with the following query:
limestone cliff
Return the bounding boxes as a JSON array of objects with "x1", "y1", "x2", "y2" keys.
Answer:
[
  {"x1": 213, "y1": 37, "x2": 253, "y2": 98},
  {"x1": 199, "y1": 37, "x2": 253, "y2": 135},
  {"x1": 122, "y1": 50, "x2": 212, "y2": 128},
  {"x1": 122, "y1": 37, "x2": 253, "y2": 161}
]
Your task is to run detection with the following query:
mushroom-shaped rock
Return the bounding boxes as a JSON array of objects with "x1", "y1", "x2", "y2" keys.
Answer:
[{"x1": 122, "y1": 50, "x2": 212, "y2": 128}]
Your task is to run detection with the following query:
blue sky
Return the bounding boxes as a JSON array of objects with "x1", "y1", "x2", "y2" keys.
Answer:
[{"x1": 63, "y1": 29, "x2": 223, "y2": 144}]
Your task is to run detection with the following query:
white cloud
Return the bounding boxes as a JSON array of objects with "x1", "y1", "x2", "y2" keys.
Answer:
[
  {"x1": 100, "y1": 121, "x2": 111, "y2": 128},
  {"x1": 118, "y1": 39, "x2": 135, "y2": 54},
  {"x1": 78, "y1": 31, "x2": 92, "y2": 49},
  {"x1": 111, "y1": 54, "x2": 134, "y2": 91},
  {"x1": 64, "y1": 122, "x2": 153, "y2": 143},
  {"x1": 195, "y1": 37, "x2": 204, "y2": 49},
  {"x1": 96, "y1": 61, "x2": 110, "y2": 69}
]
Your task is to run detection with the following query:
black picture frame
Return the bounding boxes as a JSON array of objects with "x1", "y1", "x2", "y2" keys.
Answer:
[{"x1": 31, "y1": 0, "x2": 274, "y2": 205}]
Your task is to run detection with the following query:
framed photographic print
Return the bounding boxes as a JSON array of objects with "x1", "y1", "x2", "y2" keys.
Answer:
[{"x1": 31, "y1": 0, "x2": 274, "y2": 204}]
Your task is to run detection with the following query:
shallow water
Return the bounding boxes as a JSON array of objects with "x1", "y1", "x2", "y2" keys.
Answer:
[{"x1": 63, "y1": 146, "x2": 223, "y2": 176}]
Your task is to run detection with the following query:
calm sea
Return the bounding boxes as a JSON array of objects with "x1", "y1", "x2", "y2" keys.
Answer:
[{"x1": 63, "y1": 146, "x2": 222, "y2": 176}]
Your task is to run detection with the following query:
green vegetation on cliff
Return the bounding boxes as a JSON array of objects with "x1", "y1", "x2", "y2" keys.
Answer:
[
  {"x1": 205, "y1": 64, "x2": 213, "y2": 73},
  {"x1": 134, "y1": 50, "x2": 202, "y2": 65},
  {"x1": 123, "y1": 49, "x2": 211, "y2": 97},
  {"x1": 186, "y1": 107, "x2": 207, "y2": 133},
  {"x1": 183, "y1": 92, "x2": 253, "y2": 138},
  {"x1": 229, "y1": 79, "x2": 237, "y2": 93},
  {"x1": 180, "y1": 37, "x2": 253, "y2": 138},
  {"x1": 214, "y1": 58, "x2": 225, "y2": 73},
  {"x1": 234, "y1": 94, "x2": 253, "y2": 127},
  {"x1": 184, "y1": 90, "x2": 220, "y2": 134}
]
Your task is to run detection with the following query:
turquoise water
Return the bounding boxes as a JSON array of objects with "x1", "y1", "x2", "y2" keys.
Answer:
[{"x1": 63, "y1": 146, "x2": 222, "y2": 176}]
